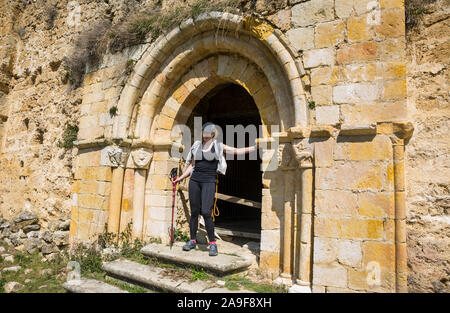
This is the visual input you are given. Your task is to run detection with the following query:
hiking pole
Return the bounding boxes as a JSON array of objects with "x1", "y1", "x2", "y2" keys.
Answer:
[{"x1": 169, "y1": 167, "x2": 178, "y2": 249}]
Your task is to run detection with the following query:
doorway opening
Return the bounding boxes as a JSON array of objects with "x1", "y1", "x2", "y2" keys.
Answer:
[{"x1": 186, "y1": 83, "x2": 262, "y2": 242}]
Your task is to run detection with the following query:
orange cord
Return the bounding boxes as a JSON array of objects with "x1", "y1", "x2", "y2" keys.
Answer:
[{"x1": 211, "y1": 173, "x2": 220, "y2": 222}]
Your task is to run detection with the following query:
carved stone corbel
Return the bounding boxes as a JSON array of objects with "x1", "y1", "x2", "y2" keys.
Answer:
[
  {"x1": 292, "y1": 140, "x2": 313, "y2": 169},
  {"x1": 278, "y1": 142, "x2": 297, "y2": 171},
  {"x1": 103, "y1": 145, "x2": 129, "y2": 168},
  {"x1": 130, "y1": 148, "x2": 153, "y2": 169}
]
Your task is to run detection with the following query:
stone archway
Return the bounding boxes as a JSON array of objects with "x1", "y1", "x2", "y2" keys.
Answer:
[
  {"x1": 109, "y1": 12, "x2": 312, "y2": 284},
  {"x1": 72, "y1": 11, "x2": 314, "y2": 288},
  {"x1": 112, "y1": 12, "x2": 309, "y2": 143}
]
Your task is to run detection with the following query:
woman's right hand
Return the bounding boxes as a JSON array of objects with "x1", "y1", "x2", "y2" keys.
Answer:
[{"x1": 172, "y1": 176, "x2": 183, "y2": 184}]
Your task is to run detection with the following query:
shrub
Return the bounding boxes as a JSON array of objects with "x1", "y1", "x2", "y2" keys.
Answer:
[
  {"x1": 57, "y1": 122, "x2": 79, "y2": 150},
  {"x1": 405, "y1": 0, "x2": 437, "y2": 30},
  {"x1": 64, "y1": 0, "x2": 244, "y2": 89},
  {"x1": 63, "y1": 20, "x2": 111, "y2": 88},
  {"x1": 174, "y1": 229, "x2": 190, "y2": 242},
  {"x1": 97, "y1": 223, "x2": 117, "y2": 249},
  {"x1": 70, "y1": 243, "x2": 103, "y2": 274},
  {"x1": 109, "y1": 106, "x2": 118, "y2": 117}
]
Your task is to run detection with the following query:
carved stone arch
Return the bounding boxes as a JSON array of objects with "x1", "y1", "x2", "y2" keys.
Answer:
[
  {"x1": 144, "y1": 54, "x2": 281, "y2": 143},
  {"x1": 102, "y1": 11, "x2": 314, "y2": 287},
  {"x1": 112, "y1": 11, "x2": 308, "y2": 142}
]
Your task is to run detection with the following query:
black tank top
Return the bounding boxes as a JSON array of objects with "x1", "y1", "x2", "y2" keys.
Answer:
[{"x1": 190, "y1": 144, "x2": 219, "y2": 183}]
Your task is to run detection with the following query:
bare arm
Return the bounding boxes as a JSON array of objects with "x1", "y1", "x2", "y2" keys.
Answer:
[
  {"x1": 173, "y1": 161, "x2": 193, "y2": 183},
  {"x1": 223, "y1": 143, "x2": 257, "y2": 155}
]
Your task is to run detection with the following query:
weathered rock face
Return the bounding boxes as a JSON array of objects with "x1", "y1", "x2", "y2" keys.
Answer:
[
  {"x1": 0, "y1": 0, "x2": 171, "y2": 226},
  {"x1": 0, "y1": 0, "x2": 84, "y2": 225},
  {"x1": 405, "y1": 0, "x2": 450, "y2": 293}
]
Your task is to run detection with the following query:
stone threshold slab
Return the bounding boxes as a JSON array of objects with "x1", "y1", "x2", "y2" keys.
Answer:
[
  {"x1": 102, "y1": 259, "x2": 253, "y2": 293},
  {"x1": 140, "y1": 243, "x2": 253, "y2": 275},
  {"x1": 62, "y1": 278, "x2": 128, "y2": 293}
]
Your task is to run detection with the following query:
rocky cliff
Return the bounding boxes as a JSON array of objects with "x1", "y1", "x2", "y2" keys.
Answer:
[{"x1": 405, "y1": 0, "x2": 449, "y2": 293}]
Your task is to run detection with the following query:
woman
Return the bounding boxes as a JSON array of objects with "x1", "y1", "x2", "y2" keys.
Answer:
[{"x1": 172, "y1": 122, "x2": 257, "y2": 256}]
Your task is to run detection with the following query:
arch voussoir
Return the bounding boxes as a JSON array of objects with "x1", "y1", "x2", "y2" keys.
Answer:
[{"x1": 114, "y1": 11, "x2": 307, "y2": 141}]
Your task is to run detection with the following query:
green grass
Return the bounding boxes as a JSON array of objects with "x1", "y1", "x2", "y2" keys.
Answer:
[
  {"x1": 405, "y1": 0, "x2": 437, "y2": 30},
  {"x1": 104, "y1": 277, "x2": 148, "y2": 293},
  {"x1": 0, "y1": 277, "x2": 6, "y2": 293},
  {"x1": 0, "y1": 248, "x2": 70, "y2": 293},
  {"x1": 221, "y1": 252, "x2": 240, "y2": 257},
  {"x1": 64, "y1": 0, "x2": 245, "y2": 89},
  {"x1": 69, "y1": 244, "x2": 103, "y2": 274},
  {"x1": 0, "y1": 223, "x2": 154, "y2": 293},
  {"x1": 223, "y1": 274, "x2": 288, "y2": 293},
  {"x1": 0, "y1": 225, "x2": 286, "y2": 294},
  {"x1": 130, "y1": 0, "x2": 241, "y2": 42},
  {"x1": 190, "y1": 268, "x2": 209, "y2": 281}
]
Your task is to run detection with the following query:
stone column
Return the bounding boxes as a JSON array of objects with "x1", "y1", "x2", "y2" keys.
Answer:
[
  {"x1": 130, "y1": 148, "x2": 153, "y2": 240},
  {"x1": 290, "y1": 143, "x2": 314, "y2": 293},
  {"x1": 281, "y1": 168, "x2": 295, "y2": 280},
  {"x1": 393, "y1": 140, "x2": 407, "y2": 293},
  {"x1": 132, "y1": 169, "x2": 146, "y2": 239},
  {"x1": 298, "y1": 151, "x2": 313, "y2": 287},
  {"x1": 385, "y1": 122, "x2": 413, "y2": 293},
  {"x1": 275, "y1": 142, "x2": 297, "y2": 286},
  {"x1": 389, "y1": 122, "x2": 413, "y2": 293},
  {"x1": 106, "y1": 146, "x2": 128, "y2": 235}
]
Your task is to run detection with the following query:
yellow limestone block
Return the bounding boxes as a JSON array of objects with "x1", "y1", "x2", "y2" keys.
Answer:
[
  {"x1": 243, "y1": 15, "x2": 274, "y2": 41},
  {"x1": 259, "y1": 250, "x2": 280, "y2": 276}
]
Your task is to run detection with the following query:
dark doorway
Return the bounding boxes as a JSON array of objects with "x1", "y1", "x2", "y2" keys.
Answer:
[{"x1": 186, "y1": 83, "x2": 262, "y2": 241}]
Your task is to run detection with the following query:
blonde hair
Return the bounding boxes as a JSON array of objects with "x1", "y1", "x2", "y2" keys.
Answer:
[{"x1": 202, "y1": 122, "x2": 217, "y2": 137}]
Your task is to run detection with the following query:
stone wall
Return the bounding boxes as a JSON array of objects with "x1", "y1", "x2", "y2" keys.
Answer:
[
  {"x1": 312, "y1": 132, "x2": 396, "y2": 292},
  {"x1": 0, "y1": 211, "x2": 70, "y2": 259},
  {"x1": 68, "y1": 0, "x2": 411, "y2": 293},
  {"x1": 405, "y1": 0, "x2": 450, "y2": 293},
  {"x1": 291, "y1": 0, "x2": 407, "y2": 126}
]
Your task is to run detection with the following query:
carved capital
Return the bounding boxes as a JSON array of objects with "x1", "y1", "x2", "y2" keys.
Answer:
[
  {"x1": 390, "y1": 122, "x2": 414, "y2": 145},
  {"x1": 130, "y1": 148, "x2": 153, "y2": 169},
  {"x1": 293, "y1": 140, "x2": 313, "y2": 169},
  {"x1": 278, "y1": 143, "x2": 297, "y2": 170},
  {"x1": 104, "y1": 146, "x2": 128, "y2": 168}
]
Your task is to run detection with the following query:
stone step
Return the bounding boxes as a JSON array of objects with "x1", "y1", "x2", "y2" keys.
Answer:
[
  {"x1": 62, "y1": 278, "x2": 128, "y2": 293},
  {"x1": 140, "y1": 242, "x2": 253, "y2": 275},
  {"x1": 102, "y1": 259, "x2": 254, "y2": 293}
]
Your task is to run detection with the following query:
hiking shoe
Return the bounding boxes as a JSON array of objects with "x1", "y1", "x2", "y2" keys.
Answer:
[
  {"x1": 183, "y1": 240, "x2": 196, "y2": 251},
  {"x1": 209, "y1": 243, "x2": 218, "y2": 256}
]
